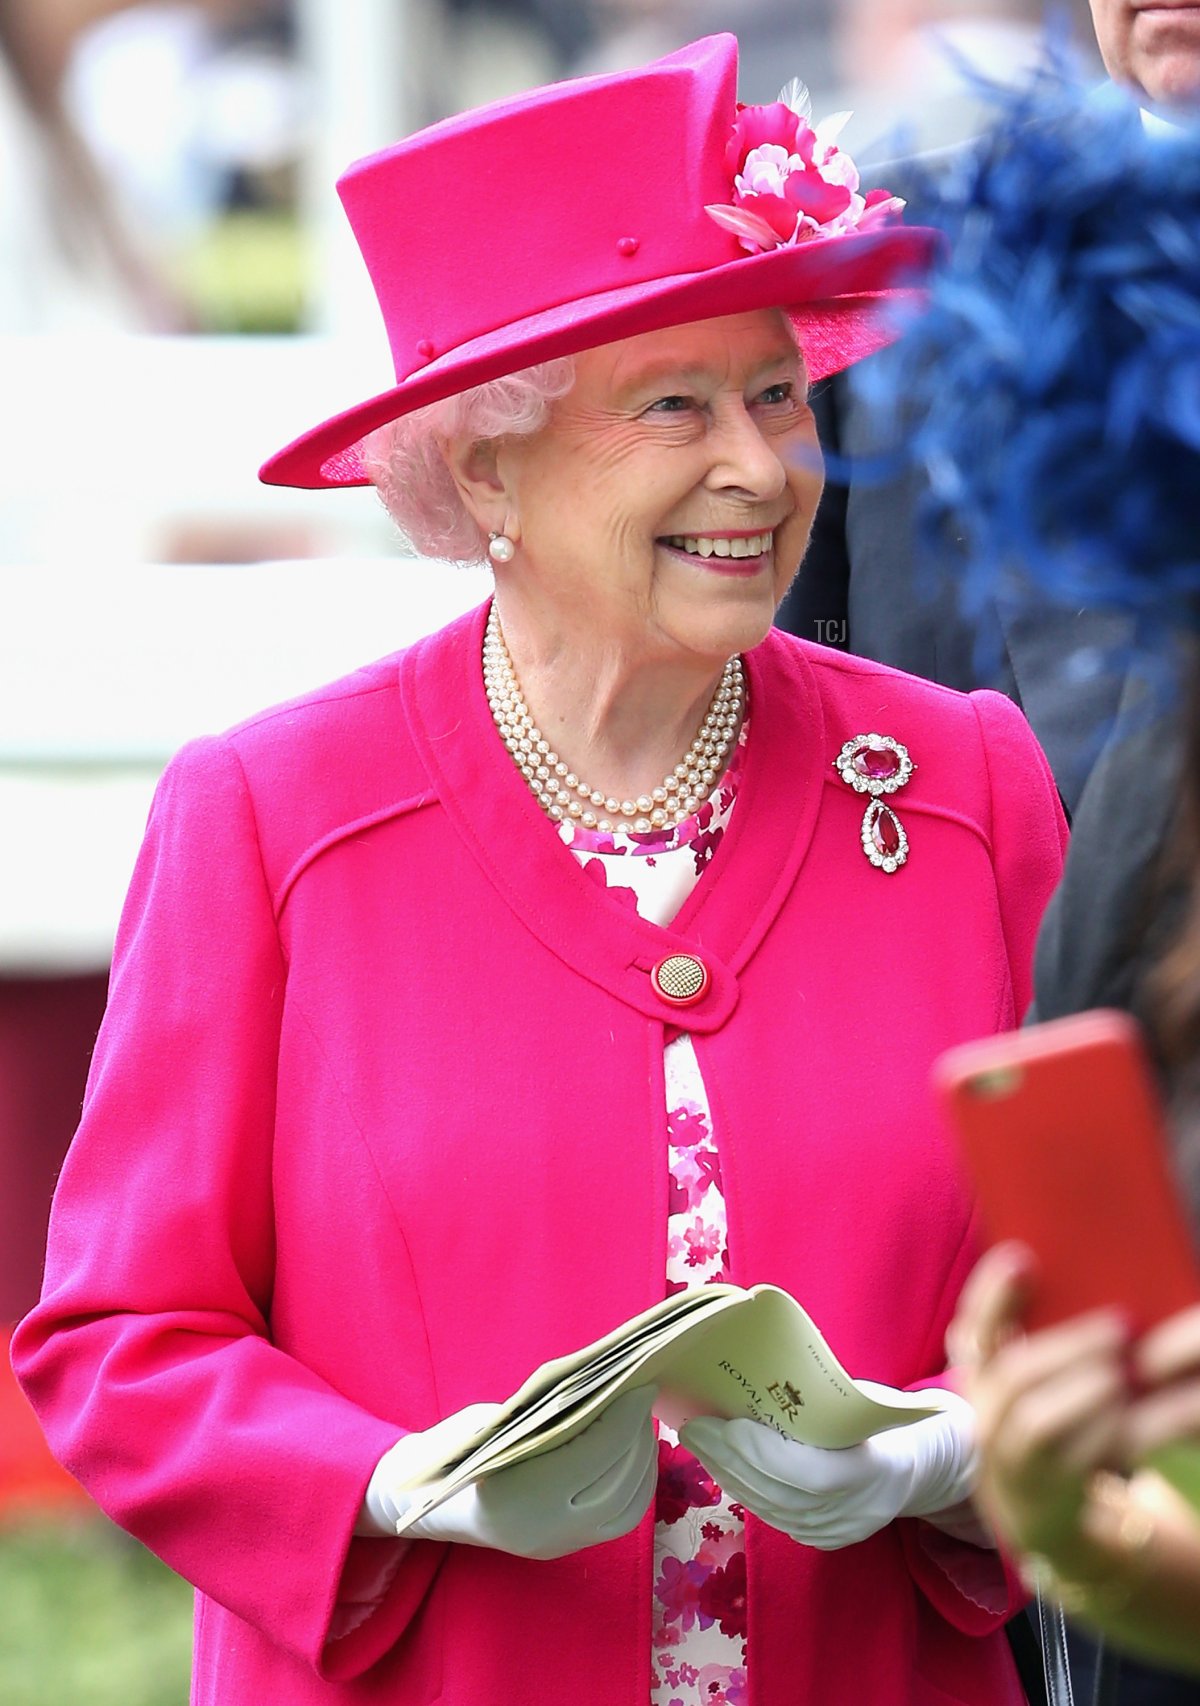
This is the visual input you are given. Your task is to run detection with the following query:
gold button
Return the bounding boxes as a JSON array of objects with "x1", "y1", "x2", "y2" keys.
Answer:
[{"x1": 650, "y1": 954, "x2": 710, "y2": 1008}]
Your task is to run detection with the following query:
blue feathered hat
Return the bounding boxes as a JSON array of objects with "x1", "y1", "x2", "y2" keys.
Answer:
[{"x1": 867, "y1": 61, "x2": 1200, "y2": 635}]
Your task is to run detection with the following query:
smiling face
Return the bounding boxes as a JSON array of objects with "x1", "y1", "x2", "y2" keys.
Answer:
[
  {"x1": 488, "y1": 309, "x2": 823, "y2": 671},
  {"x1": 1090, "y1": 0, "x2": 1200, "y2": 111}
]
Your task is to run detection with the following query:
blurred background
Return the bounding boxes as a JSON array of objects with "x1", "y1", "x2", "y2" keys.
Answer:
[{"x1": 0, "y1": 2, "x2": 1101, "y2": 1699}]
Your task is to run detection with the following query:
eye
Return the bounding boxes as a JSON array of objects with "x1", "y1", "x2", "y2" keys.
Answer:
[
  {"x1": 756, "y1": 381, "x2": 798, "y2": 406},
  {"x1": 646, "y1": 394, "x2": 696, "y2": 415}
]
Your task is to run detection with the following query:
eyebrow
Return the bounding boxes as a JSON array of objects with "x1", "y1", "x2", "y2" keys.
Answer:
[{"x1": 617, "y1": 349, "x2": 804, "y2": 396}]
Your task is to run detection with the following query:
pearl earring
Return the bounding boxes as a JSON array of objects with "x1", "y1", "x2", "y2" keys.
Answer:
[{"x1": 488, "y1": 531, "x2": 515, "y2": 564}]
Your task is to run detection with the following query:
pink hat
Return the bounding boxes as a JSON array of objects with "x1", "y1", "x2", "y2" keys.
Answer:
[{"x1": 260, "y1": 33, "x2": 935, "y2": 490}]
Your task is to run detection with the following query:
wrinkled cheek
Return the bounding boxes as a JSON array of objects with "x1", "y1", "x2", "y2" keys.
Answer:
[
  {"x1": 784, "y1": 460, "x2": 825, "y2": 572},
  {"x1": 773, "y1": 539, "x2": 805, "y2": 602},
  {"x1": 789, "y1": 430, "x2": 824, "y2": 492},
  {"x1": 775, "y1": 503, "x2": 820, "y2": 595},
  {"x1": 783, "y1": 426, "x2": 824, "y2": 501}
]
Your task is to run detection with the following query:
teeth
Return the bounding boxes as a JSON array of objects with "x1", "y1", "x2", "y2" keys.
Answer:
[{"x1": 664, "y1": 532, "x2": 772, "y2": 558}]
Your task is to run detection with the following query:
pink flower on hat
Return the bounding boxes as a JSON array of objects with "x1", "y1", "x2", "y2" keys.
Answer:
[
  {"x1": 723, "y1": 99, "x2": 801, "y2": 169},
  {"x1": 707, "y1": 81, "x2": 905, "y2": 255}
]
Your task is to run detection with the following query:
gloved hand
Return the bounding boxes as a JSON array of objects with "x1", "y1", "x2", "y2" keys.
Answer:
[
  {"x1": 680, "y1": 1383, "x2": 977, "y2": 1551},
  {"x1": 363, "y1": 1386, "x2": 658, "y2": 1560}
]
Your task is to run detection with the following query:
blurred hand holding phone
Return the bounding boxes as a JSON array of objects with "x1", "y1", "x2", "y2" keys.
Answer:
[{"x1": 934, "y1": 1009, "x2": 1200, "y2": 1503}]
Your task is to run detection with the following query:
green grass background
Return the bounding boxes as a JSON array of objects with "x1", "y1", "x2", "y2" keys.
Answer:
[{"x1": 0, "y1": 1515, "x2": 192, "y2": 1706}]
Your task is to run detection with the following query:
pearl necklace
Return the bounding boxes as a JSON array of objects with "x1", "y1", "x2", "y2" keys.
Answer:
[{"x1": 483, "y1": 605, "x2": 744, "y2": 834}]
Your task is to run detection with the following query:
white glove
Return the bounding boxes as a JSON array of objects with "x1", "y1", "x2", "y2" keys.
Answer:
[
  {"x1": 363, "y1": 1386, "x2": 658, "y2": 1560},
  {"x1": 680, "y1": 1384, "x2": 977, "y2": 1551}
]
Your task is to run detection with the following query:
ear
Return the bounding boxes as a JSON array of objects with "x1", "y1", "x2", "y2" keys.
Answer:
[{"x1": 441, "y1": 436, "x2": 520, "y2": 544}]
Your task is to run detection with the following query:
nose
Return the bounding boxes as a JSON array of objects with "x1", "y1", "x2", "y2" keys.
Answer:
[{"x1": 706, "y1": 401, "x2": 789, "y2": 501}]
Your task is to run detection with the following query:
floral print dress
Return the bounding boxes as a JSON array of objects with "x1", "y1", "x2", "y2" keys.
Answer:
[{"x1": 558, "y1": 720, "x2": 750, "y2": 1706}]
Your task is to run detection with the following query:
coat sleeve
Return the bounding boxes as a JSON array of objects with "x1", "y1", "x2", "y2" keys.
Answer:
[
  {"x1": 11, "y1": 735, "x2": 443, "y2": 1682},
  {"x1": 969, "y1": 687, "x2": 1070, "y2": 1024},
  {"x1": 898, "y1": 687, "x2": 1068, "y2": 1633},
  {"x1": 1032, "y1": 669, "x2": 1183, "y2": 1025}
]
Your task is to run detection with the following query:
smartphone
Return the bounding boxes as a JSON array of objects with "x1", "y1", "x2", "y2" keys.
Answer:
[{"x1": 934, "y1": 1009, "x2": 1200, "y2": 1334}]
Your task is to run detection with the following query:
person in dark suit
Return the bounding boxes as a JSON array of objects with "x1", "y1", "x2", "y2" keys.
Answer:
[{"x1": 777, "y1": 7, "x2": 1200, "y2": 1704}]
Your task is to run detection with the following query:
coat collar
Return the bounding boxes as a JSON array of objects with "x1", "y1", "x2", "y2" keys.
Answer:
[{"x1": 400, "y1": 601, "x2": 826, "y2": 1031}]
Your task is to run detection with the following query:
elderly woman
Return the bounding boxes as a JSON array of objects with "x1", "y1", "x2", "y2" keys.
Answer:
[{"x1": 13, "y1": 34, "x2": 1065, "y2": 1706}]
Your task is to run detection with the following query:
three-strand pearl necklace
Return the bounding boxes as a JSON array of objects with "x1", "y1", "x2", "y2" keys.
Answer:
[{"x1": 483, "y1": 605, "x2": 744, "y2": 834}]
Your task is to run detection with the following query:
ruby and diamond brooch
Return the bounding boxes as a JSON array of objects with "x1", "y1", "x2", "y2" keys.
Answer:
[{"x1": 833, "y1": 734, "x2": 915, "y2": 874}]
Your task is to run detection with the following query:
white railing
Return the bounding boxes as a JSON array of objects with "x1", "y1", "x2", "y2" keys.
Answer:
[{"x1": 0, "y1": 556, "x2": 492, "y2": 969}]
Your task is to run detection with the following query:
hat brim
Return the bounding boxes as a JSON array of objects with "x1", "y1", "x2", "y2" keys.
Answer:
[{"x1": 260, "y1": 224, "x2": 936, "y2": 490}]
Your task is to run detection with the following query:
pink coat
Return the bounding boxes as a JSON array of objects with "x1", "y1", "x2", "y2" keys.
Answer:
[{"x1": 14, "y1": 605, "x2": 1066, "y2": 1705}]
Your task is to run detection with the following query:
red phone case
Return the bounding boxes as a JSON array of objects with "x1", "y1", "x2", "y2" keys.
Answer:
[{"x1": 934, "y1": 1010, "x2": 1200, "y2": 1334}]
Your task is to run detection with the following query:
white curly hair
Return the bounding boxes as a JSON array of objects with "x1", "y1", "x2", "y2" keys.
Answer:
[{"x1": 362, "y1": 359, "x2": 577, "y2": 562}]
